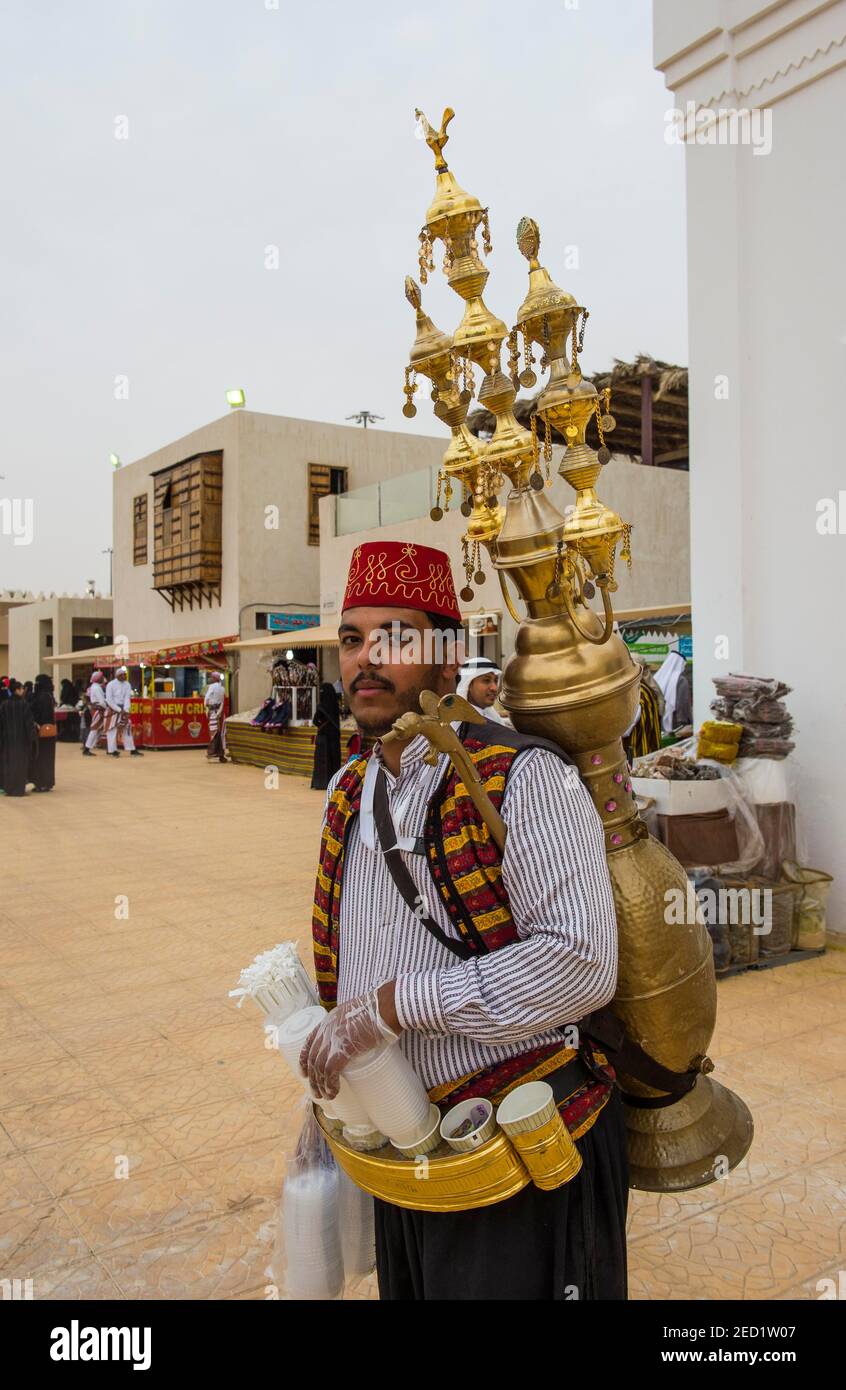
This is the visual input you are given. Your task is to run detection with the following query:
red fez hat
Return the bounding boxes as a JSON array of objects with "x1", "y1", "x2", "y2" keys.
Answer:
[{"x1": 343, "y1": 541, "x2": 461, "y2": 622}]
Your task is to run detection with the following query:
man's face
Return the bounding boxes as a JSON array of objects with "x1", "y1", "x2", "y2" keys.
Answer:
[
  {"x1": 118, "y1": 672, "x2": 127, "y2": 682},
  {"x1": 339, "y1": 606, "x2": 462, "y2": 737},
  {"x1": 468, "y1": 672, "x2": 499, "y2": 708}
]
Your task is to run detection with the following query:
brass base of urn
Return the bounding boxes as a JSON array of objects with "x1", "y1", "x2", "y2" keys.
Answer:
[{"x1": 624, "y1": 1075, "x2": 754, "y2": 1192}]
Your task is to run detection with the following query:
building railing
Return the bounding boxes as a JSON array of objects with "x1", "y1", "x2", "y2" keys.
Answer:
[{"x1": 335, "y1": 466, "x2": 441, "y2": 537}]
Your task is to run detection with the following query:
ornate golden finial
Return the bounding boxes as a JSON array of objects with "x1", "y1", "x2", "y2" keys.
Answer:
[
  {"x1": 415, "y1": 107, "x2": 454, "y2": 172},
  {"x1": 404, "y1": 275, "x2": 422, "y2": 310},
  {"x1": 516, "y1": 216, "x2": 541, "y2": 268}
]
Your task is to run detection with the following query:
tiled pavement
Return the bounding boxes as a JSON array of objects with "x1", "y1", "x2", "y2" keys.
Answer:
[{"x1": 1, "y1": 744, "x2": 843, "y2": 1300}]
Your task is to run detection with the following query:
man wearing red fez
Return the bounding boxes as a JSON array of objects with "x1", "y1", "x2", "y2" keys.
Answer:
[{"x1": 303, "y1": 540, "x2": 626, "y2": 1300}]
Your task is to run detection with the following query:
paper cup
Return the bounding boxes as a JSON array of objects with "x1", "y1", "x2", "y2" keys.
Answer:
[
  {"x1": 495, "y1": 1081, "x2": 557, "y2": 1135},
  {"x1": 392, "y1": 1103, "x2": 443, "y2": 1158},
  {"x1": 496, "y1": 1082, "x2": 582, "y2": 1190},
  {"x1": 440, "y1": 1097, "x2": 496, "y2": 1153}
]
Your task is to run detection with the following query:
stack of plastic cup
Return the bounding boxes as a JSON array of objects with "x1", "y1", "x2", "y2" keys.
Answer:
[
  {"x1": 275, "y1": 1007, "x2": 382, "y2": 1141},
  {"x1": 344, "y1": 1042, "x2": 433, "y2": 1150},
  {"x1": 337, "y1": 1169, "x2": 376, "y2": 1285},
  {"x1": 282, "y1": 1164, "x2": 344, "y2": 1301}
]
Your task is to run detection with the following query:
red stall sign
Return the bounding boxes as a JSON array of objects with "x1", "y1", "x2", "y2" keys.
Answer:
[{"x1": 130, "y1": 696, "x2": 229, "y2": 749}]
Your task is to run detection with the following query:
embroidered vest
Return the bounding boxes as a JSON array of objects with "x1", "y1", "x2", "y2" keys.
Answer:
[{"x1": 311, "y1": 725, "x2": 614, "y2": 1138}]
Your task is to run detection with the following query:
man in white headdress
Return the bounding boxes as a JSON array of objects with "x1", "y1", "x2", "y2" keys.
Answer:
[
  {"x1": 82, "y1": 670, "x2": 106, "y2": 756},
  {"x1": 105, "y1": 666, "x2": 143, "y2": 757},
  {"x1": 203, "y1": 672, "x2": 227, "y2": 762},
  {"x1": 456, "y1": 656, "x2": 510, "y2": 725},
  {"x1": 654, "y1": 650, "x2": 692, "y2": 733}
]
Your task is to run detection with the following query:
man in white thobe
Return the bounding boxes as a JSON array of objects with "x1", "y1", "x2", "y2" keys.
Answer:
[
  {"x1": 82, "y1": 670, "x2": 107, "y2": 756},
  {"x1": 105, "y1": 667, "x2": 142, "y2": 756}
]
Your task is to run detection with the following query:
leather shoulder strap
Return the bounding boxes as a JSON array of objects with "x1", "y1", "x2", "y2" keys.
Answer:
[{"x1": 373, "y1": 765, "x2": 474, "y2": 961}]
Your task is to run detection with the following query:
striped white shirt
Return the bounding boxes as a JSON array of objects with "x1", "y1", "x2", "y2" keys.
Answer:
[{"x1": 329, "y1": 734, "x2": 618, "y2": 1091}]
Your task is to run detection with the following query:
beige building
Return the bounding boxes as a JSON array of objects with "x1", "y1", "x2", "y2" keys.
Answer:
[
  {"x1": 1, "y1": 591, "x2": 37, "y2": 677},
  {"x1": 8, "y1": 594, "x2": 113, "y2": 688},
  {"x1": 654, "y1": 0, "x2": 845, "y2": 932},
  {"x1": 112, "y1": 410, "x2": 446, "y2": 710},
  {"x1": 319, "y1": 449, "x2": 691, "y2": 671}
]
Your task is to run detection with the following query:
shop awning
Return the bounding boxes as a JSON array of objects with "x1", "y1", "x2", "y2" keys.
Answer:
[
  {"x1": 614, "y1": 603, "x2": 691, "y2": 622},
  {"x1": 224, "y1": 625, "x2": 341, "y2": 652},
  {"x1": 47, "y1": 635, "x2": 238, "y2": 666}
]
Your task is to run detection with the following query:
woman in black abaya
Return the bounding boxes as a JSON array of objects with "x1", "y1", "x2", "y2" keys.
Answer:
[
  {"x1": 30, "y1": 673, "x2": 57, "y2": 791},
  {"x1": 0, "y1": 681, "x2": 37, "y2": 796},
  {"x1": 311, "y1": 682, "x2": 342, "y2": 790}
]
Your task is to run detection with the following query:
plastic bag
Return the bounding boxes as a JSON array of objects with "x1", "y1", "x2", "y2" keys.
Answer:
[
  {"x1": 274, "y1": 1108, "x2": 344, "y2": 1301},
  {"x1": 337, "y1": 1167, "x2": 376, "y2": 1289},
  {"x1": 781, "y1": 862, "x2": 833, "y2": 949}
]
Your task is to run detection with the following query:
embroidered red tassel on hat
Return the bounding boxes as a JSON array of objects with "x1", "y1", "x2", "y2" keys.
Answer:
[{"x1": 342, "y1": 541, "x2": 461, "y2": 622}]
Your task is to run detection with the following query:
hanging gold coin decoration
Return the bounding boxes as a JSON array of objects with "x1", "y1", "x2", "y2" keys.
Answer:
[
  {"x1": 402, "y1": 402, "x2": 417, "y2": 418},
  {"x1": 530, "y1": 471, "x2": 544, "y2": 491},
  {"x1": 601, "y1": 413, "x2": 616, "y2": 432},
  {"x1": 597, "y1": 446, "x2": 611, "y2": 465},
  {"x1": 583, "y1": 580, "x2": 596, "y2": 600},
  {"x1": 519, "y1": 368, "x2": 536, "y2": 388},
  {"x1": 473, "y1": 570, "x2": 486, "y2": 585},
  {"x1": 460, "y1": 388, "x2": 472, "y2": 405},
  {"x1": 460, "y1": 499, "x2": 472, "y2": 518},
  {"x1": 433, "y1": 400, "x2": 448, "y2": 419},
  {"x1": 565, "y1": 424, "x2": 578, "y2": 440},
  {"x1": 430, "y1": 506, "x2": 443, "y2": 521},
  {"x1": 460, "y1": 585, "x2": 474, "y2": 603}
]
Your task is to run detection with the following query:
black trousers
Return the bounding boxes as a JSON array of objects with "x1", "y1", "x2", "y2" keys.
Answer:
[{"x1": 374, "y1": 1087, "x2": 629, "y2": 1301}]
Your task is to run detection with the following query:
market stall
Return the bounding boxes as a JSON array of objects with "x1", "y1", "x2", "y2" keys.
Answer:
[
  {"x1": 48, "y1": 635, "x2": 236, "y2": 749},
  {"x1": 223, "y1": 625, "x2": 352, "y2": 776},
  {"x1": 632, "y1": 671, "x2": 833, "y2": 976}
]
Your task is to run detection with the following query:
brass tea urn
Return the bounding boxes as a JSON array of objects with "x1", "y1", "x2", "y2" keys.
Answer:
[{"x1": 403, "y1": 108, "x2": 752, "y2": 1191}]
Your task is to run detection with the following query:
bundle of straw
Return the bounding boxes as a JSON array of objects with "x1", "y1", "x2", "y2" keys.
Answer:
[{"x1": 229, "y1": 942, "x2": 319, "y2": 1023}]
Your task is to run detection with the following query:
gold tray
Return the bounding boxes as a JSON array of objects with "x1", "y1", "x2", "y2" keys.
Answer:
[{"x1": 315, "y1": 1107, "x2": 530, "y2": 1212}]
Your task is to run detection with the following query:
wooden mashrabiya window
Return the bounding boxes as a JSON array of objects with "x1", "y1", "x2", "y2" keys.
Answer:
[{"x1": 151, "y1": 451, "x2": 223, "y2": 610}]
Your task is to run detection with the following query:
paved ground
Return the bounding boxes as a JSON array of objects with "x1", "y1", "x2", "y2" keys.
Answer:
[{"x1": 1, "y1": 743, "x2": 844, "y2": 1300}]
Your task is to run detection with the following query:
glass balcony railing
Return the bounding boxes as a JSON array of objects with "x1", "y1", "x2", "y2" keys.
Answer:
[{"x1": 335, "y1": 466, "x2": 441, "y2": 537}]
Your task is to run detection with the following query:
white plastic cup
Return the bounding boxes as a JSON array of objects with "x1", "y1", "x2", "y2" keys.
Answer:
[
  {"x1": 344, "y1": 1043, "x2": 432, "y2": 1148},
  {"x1": 274, "y1": 1006, "x2": 326, "y2": 1075},
  {"x1": 338, "y1": 1170, "x2": 376, "y2": 1284},
  {"x1": 282, "y1": 1167, "x2": 344, "y2": 1301},
  {"x1": 274, "y1": 1006, "x2": 374, "y2": 1129},
  {"x1": 392, "y1": 1103, "x2": 443, "y2": 1158}
]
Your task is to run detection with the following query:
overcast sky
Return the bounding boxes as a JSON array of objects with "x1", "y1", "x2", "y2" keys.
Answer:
[{"x1": 0, "y1": 0, "x2": 686, "y2": 595}]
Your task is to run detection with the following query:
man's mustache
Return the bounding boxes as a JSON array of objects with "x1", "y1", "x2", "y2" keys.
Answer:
[{"x1": 350, "y1": 673, "x2": 395, "y2": 694}]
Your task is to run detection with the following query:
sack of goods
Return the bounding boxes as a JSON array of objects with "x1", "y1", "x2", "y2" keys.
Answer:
[{"x1": 711, "y1": 673, "x2": 795, "y2": 759}]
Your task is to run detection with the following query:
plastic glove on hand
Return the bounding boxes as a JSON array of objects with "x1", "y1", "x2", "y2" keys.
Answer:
[{"x1": 300, "y1": 987, "x2": 400, "y2": 1100}]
